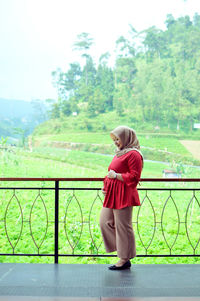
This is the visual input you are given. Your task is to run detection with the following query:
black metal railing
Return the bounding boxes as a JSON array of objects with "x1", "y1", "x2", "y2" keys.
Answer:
[{"x1": 0, "y1": 177, "x2": 200, "y2": 263}]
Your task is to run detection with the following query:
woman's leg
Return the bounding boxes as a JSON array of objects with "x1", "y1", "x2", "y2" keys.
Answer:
[
  {"x1": 99, "y1": 207, "x2": 116, "y2": 253},
  {"x1": 113, "y1": 206, "x2": 136, "y2": 263}
]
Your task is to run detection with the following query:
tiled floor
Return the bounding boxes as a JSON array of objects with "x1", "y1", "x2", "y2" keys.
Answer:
[{"x1": 0, "y1": 263, "x2": 200, "y2": 298}]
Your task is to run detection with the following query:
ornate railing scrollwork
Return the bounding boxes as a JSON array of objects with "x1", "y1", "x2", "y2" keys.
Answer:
[{"x1": 0, "y1": 177, "x2": 200, "y2": 263}]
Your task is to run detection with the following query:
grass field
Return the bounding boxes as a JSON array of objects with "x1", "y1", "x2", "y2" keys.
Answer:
[
  {"x1": 1, "y1": 134, "x2": 200, "y2": 265},
  {"x1": 33, "y1": 132, "x2": 191, "y2": 155},
  {"x1": 32, "y1": 131, "x2": 200, "y2": 168}
]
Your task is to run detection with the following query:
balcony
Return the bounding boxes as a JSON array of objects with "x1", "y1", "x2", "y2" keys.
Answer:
[{"x1": 0, "y1": 177, "x2": 200, "y2": 299}]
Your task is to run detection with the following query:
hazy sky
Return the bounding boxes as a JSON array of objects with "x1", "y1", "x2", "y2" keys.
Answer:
[{"x1": 0, "y1": 0, "x2": 199, "y2": 102}]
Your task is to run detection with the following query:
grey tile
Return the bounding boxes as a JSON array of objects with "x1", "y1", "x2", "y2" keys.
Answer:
[{"x1": 0, "y1": 263, "x2": 200, "y2": 297}]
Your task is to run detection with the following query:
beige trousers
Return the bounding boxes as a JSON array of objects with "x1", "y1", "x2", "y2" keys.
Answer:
[{"x1": 99, "y1": 206, "x2": 136, "y2": 259}]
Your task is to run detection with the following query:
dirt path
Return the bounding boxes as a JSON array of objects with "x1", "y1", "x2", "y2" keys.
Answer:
[{"x1": 180, "y1": 140, "x2": 200, "y2": 160}]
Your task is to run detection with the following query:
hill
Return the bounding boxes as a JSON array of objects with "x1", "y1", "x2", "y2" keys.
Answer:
[
  {"x1": 0, "y1": 98, "x2": 47, "y2": 138},
  {"x1": 31, "y1": 112, "x2": 200, "y2": 167},
  {"x1": 0, "y1": 98, "x2": 34, "y2": 119}
]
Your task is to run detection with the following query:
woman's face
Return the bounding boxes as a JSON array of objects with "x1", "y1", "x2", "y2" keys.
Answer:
[{"x1": 110, "y1": 134, "x2": 123, "y2": 149}]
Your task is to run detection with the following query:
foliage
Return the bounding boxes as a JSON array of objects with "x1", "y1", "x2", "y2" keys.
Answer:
[{"x1": 48, "y1": 14, "x2": 200, "y2": 132}]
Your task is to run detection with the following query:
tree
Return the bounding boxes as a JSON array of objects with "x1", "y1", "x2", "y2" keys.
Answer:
[
  {"x1": 143, "y1": 27, "x2": 167, "y2": 59},
  {"x1": 73, "y1": 32, "x2": 94, "y2": 86},
  {"x1": 61, "y1": 100, "x2": 71, "y2": 116},
  {"x1": 96, "y1": 53, "x2": 114, "y2": 111},
  {"x1": 73, "y1": 32, "x2": 94, "y2": 52},
  {"x1": 165, "y1": 14, "x2": 176, "y2": 29},
  {"x1": 63, "y1": 63, "x2": 82, "y2": 92},
  {"x1": 49, "y1": 102, "x2": 60, "y2": 119},
  {"x1": 87, "y1": 88, "x2": 106, "y2": 116},
  {"x1": 193, "y1": 13, "x2": 200, "y2": 28},
  {"x1": 115, "y1": 25, "x2": 138, "y2": 58},
  {"x1": 51, "y1": 68, "x2": 66, "y2": 99},
  {"x1": 115, "y1": 57, "x2": 137, "y2": 89}
]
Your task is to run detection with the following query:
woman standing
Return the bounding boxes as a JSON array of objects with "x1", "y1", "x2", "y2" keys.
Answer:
[{"x1": 100, "y1": 126, "x2": 143, "y2": 270}]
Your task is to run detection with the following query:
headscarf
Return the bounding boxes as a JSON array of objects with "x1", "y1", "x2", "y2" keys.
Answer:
[{"x1": 110, "y1": 125, "x2": 143, "y2": 159}]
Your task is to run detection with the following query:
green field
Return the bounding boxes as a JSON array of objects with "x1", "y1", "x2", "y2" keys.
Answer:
[
  {"x1": 34, "y1": 132, "x2": 191, "y2": 155},
  {"x1": 1, "y1": 134, "x2": 200, "y2": 265},
  {"x1": 32, "y1": 131, "x2": 200, "y2": 168}
]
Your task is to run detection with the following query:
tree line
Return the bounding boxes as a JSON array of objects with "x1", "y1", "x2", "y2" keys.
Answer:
[{"x1": 49, "y1": 13, "x2": 200, "y2": 131}]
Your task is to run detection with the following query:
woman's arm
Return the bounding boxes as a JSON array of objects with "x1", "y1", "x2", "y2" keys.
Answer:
[
  {"x1": 121, "y1": 152, "x2": 143, "y2": 188},
  {"x1": 107, "y1": 151, "x2": 143, "y2": 186}
]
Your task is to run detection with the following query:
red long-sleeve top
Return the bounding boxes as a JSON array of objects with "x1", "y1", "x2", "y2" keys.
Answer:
[{"x1": 103, "y1": 150, "x2": 143, "y2": 209}]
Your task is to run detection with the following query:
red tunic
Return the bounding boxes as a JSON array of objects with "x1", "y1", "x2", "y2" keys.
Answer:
[{"x1": 103, "y1": 150, "x2": 143, "y2": 209}]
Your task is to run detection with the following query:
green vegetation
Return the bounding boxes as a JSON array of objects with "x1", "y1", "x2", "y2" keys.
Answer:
[
  {"x1": 33, "y1": 131, "x2": 190, "y2": 154},
  {"x1": 46, "y1": 14, "x2": 200, "y2": 133},
  {"x1": 0, "y1": 141, "x2": 200, "y2": 265},
  {"x1": 32, "y1": 128, "x2": 200, "y2": 168}
]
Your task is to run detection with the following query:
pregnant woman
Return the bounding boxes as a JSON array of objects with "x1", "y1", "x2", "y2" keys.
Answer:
[{"x1": 100, "y1": 126, "x2": 143, "y2": 270}]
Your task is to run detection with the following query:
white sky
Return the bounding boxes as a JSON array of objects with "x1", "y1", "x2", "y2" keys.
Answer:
[{"x1": 0, "y1": 0, "x2": 199, "y2": 102}]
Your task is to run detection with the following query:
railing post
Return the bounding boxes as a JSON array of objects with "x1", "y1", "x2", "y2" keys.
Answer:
[{"x1": 55, "y1": 180, "x2": 59, "y2": 264}]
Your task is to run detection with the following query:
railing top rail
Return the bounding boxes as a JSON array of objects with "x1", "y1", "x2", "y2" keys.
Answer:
[{"x1": 0, "y1": 177, "x2": 200, "y2": 182}]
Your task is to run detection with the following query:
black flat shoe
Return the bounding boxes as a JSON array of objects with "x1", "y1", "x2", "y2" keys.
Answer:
[{"x1": 108, "y1": 260, "x2": 131, "y2": 270}]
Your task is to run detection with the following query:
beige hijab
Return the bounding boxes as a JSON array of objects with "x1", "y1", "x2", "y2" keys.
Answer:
[{"x1": 110, "y1": 126, "x2": 143, "y2": 159}]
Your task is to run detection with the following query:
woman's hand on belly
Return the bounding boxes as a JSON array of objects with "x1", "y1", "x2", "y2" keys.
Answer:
[
  {"x1": 107, "y1": 169, "x2": 117, "y2": 179},
  {"x1": 107, "y1": 169, "x2": 124, "y2": 182}
]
